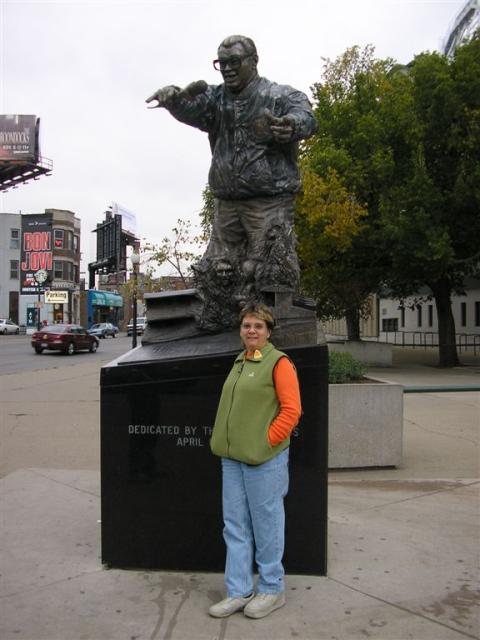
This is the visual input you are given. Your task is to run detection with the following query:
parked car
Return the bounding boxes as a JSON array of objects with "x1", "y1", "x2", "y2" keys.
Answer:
[
  {"x1": 31, "y1": 324, "x2": 99, "y2": 355},
  {"x1": 88, "y1": 322, "x2": 119, "y2": 339},
  {"x1": 127, "y1": 316, "x2": 147, "y2": 336},
  {"x1": 0, "y1": 319, "x2": 20, "y2": 335}
]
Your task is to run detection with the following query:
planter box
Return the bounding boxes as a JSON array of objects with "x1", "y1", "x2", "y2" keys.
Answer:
[
  {"x1": 327, "y1": 340, "x2": 393, "y2": 367},
  {"x1": 329, "y1": 379, "x2": 403, "y2": 468}
]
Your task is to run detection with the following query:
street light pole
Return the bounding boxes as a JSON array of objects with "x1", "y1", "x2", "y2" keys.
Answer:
[
  {"x1": 130, "y1": 251, "x2": 140, "y2": 349},
  {"x1": 33, "y1": 269, "x2": 48, "y2": 331},
  {"x1": 37, "y1": 287, "x2": 42, "y2": 331}
]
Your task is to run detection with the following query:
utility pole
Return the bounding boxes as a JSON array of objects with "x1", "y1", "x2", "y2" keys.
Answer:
[{"x1": 130, "y1": 251, "x2": 140, "y2": 348}]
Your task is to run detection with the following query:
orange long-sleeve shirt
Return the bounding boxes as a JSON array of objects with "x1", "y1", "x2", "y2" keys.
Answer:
[
  {"x1": 270, "y1": 356, "x2": 302, "y2": 446},
  {"x1": 246, "y1": 351, "x2": 302, "y2": 447}
]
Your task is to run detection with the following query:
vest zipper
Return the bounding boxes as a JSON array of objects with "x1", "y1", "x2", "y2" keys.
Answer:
[{"x1": 226, "y1": 361, "x2": 244, "y2": 457}]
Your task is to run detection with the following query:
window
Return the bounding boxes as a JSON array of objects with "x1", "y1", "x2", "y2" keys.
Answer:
[
  {"x1": 382, "y1": 318, "x2": 398, "y2": 332},
  {"x1": 54, "y1": 261, "x2": 64, "y2": 279},
  {"x1": 73, "y1": 235, "x2": 79, "y2": 253},
  {"x1": 417, "y1": 305, "x2": 422, "y2": 328},
  {"x1": 74, "y1": 264, "x2": 79, "y2": 283},
  {"x1": 475, "y1": 302, "x2": 480, "y2": 327},
  {"x1": 400, "y1": 307, "x2": 405, "y2": 328},
  {"x1": 54, "y1": 229, "x2": 64, "y2": 248},
  {"x1": 460, "y1": 302, "x2": 467, "y2": 327},
  {"x1": 67, "y1": 231, "x2": 74, "y2": 250},
  {"x1": 10, "y1": 228, "x2": 20, "y2": 249},
  {"x1": 428, "y1": 305, "x2": 433, "y2": 327},
  {"x1": 66, "y1": 262, "x2": 74, "y2": 281},
  {"x1": 10, "y1": 260, "x2": 19, "y2": 279}
]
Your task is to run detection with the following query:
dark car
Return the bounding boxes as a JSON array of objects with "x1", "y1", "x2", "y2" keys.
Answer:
[
  {"x1": 88, "y1": 322, "x2": 119, "y2": 339},
  {"x1": 31, "y1": 324, "x2": 99, "y2": 355}
]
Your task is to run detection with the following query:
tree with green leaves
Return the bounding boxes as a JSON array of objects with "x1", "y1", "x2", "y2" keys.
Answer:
[
  {"x1": 299, "y1": 36, "x2": 480, "y2": 365},
  {"x1": 199, "y1": 185, "x2": 215, "y2": 239},
  {"x1": 120, "y1": 218, "x2": 206, "y2": 305},
  {"x1": 379, "y1": 34, "x2": 480, "y2": 366},
  {"x1": 297, "y1": 45, "x2": 397, "y2": 339},
  {"x1": 119, "y1": 245, "x2": 164, "y2": 319},
  {"x1": 144, "y1": 218, "x2": 207, "y2": 288},
  {"x1": 120, "y1": 264, "x2": 163, "y2": 308}
]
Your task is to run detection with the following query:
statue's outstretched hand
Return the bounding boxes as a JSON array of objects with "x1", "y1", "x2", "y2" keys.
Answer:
[
  {"x1": 146, "y1": 81, "x2": 208, "y2": 109},
  {"x1": 264, "y1": 110, "x2": 295, "y2": 143},
  {"x1": 146, "y1": 85, "x2": 181, "y2": 108}
]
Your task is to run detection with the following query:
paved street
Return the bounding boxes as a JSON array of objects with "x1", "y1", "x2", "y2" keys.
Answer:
[
  {"x1": 0, "y1": 334, "x2": 135, "y2": 477},
  {"x1": 0, "y1": 333, "x2": 133, "y2": 375}
]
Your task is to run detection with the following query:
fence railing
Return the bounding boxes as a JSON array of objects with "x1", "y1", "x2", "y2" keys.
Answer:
[{"x1": 379, "y1": 331, "x2": 480, "y2": 355}]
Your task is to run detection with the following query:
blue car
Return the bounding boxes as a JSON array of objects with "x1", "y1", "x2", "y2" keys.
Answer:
[{"x1": 88, "y1": 322, "x2": 119, "y2": 339}]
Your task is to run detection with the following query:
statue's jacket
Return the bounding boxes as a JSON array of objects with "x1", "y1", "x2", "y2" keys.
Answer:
[
  {"x1": 166, "y1": 76, "x2": 318, "y2": 200},
  {"x1": 210, "y1": 342, "x2": 290, "y2": 465}
]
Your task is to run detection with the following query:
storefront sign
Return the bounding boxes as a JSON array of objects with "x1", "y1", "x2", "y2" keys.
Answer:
[{"x1": 45, "y1": 290, "x2": 68, "y2": 304}]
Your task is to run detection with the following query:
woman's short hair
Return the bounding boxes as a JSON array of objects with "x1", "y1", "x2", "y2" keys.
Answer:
[{"x1": 239, "y1": 302, "x2": 275, "y2": 331}]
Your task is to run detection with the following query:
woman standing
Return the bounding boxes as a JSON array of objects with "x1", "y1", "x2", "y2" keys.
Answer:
[{"x1": 208, "y1": 302, "x2": 302, "y2": 620}]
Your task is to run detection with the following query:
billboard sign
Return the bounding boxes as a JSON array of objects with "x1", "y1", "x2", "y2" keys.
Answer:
[
  {"x1": 112, "y1": 202, "x2": 137, "y2": 236},
  {"x1": 96, "y1": 214, "x2": 122, "y2": 265},
  {"x1": 0, "y1": 115, "x2": 39, "y2": 162},
  {"x1": 21, "y1": 214, "x2": 53, "y2": 294}
]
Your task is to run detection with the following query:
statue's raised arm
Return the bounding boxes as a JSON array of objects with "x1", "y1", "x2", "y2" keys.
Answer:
[{"x1": 146, "y1": 81, "x2": 209, "y2": 108}]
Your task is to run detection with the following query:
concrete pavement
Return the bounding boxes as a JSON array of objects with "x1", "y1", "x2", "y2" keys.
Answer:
[{"x1": 0, "y1": 348, "x2": 479, "y2": 639}]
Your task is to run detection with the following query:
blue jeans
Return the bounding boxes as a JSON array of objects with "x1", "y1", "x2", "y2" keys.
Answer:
[{"x1": 221, "y1": 448, "x2": 289, "y2": 597}]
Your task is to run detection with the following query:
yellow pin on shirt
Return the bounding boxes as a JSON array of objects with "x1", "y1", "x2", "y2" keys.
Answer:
[{"x1": 253, "y1": 350, "x2": 263, "y2": 360}]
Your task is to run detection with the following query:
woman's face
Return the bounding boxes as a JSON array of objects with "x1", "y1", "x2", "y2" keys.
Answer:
[{"x1": 240, "y1": 314, "x2": 271, "y2": 351}]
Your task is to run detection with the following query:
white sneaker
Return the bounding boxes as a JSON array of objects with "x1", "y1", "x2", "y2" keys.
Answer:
[
  {"x1": 208, "y1": 593, "x2": 254, "y2": 618},
  {"x1": 244, "y1": 592, "x2": 286, "y2": 619}
]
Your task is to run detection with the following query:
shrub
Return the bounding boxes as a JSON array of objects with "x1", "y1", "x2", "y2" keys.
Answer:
[{"x1": 328, "y1": 351, "x2": 366, "y2": 383}]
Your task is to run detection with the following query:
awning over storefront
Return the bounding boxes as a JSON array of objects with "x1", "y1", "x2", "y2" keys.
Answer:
[{"x1": 89, "y1": 290, "x2": 123, "y2": 308}]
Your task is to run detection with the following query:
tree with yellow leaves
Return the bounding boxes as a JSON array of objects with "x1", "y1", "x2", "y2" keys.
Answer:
[{"x1": 295, "y1": 165, "x2": 368, "y2": 334}]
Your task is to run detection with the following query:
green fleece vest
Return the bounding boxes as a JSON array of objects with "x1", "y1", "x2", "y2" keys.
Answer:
[{"x1": 210, "y1": 342, "x2": 290, "y2": 465}]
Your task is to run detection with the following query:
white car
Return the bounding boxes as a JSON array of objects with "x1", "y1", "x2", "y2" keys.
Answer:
[
  {"x1": 0, "y1": 319, "x2": 20, "y2": 335},
  {"x1": 127, "y1": 316, "x2": 147, "y2": 336}
]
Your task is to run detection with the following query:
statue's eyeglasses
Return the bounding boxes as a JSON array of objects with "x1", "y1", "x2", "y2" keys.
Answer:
[{"x1": 213, "y1": 54, "x2": 251, "y2": 71}]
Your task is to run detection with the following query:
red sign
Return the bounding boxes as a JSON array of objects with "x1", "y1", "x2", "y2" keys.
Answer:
[{"x1": 20, "y1": 214, "x2": 53, "y2": 294}]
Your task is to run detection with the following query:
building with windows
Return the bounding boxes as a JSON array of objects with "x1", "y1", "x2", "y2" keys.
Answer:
[
  {"x1": 0, "y1": 209, "x2": 81, "y2": 330},
  {"x1": 442, "y1": 0, "x2": 480, "y2": 58},
  {"x1": 322, "y1": 282, "x2": 480, "y2": 346},
  {"x1": 0, "y1": 213, "x2": 22, "y2": 322},
  {"x1": 377, "y1": 280, "x2": 480, "y2": 343}
]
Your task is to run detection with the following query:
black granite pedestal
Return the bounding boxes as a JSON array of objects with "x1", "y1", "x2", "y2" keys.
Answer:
[{"x1": 100, "y1": 333, "x2": 328, "y2": 575}]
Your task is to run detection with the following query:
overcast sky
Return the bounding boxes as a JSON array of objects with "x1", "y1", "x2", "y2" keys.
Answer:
[{"x1": 0, "y1": 0, "x2": 464, "y2": 274}]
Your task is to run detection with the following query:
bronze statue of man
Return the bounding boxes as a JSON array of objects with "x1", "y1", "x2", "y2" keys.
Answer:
[{"x1": 147, "y1": 35, "x2": 317, "y2": 329}]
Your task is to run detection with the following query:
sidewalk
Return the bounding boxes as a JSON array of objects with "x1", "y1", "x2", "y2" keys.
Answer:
[{"x1": 0, "y1": 350, "x2": 479, "y2": 639}]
